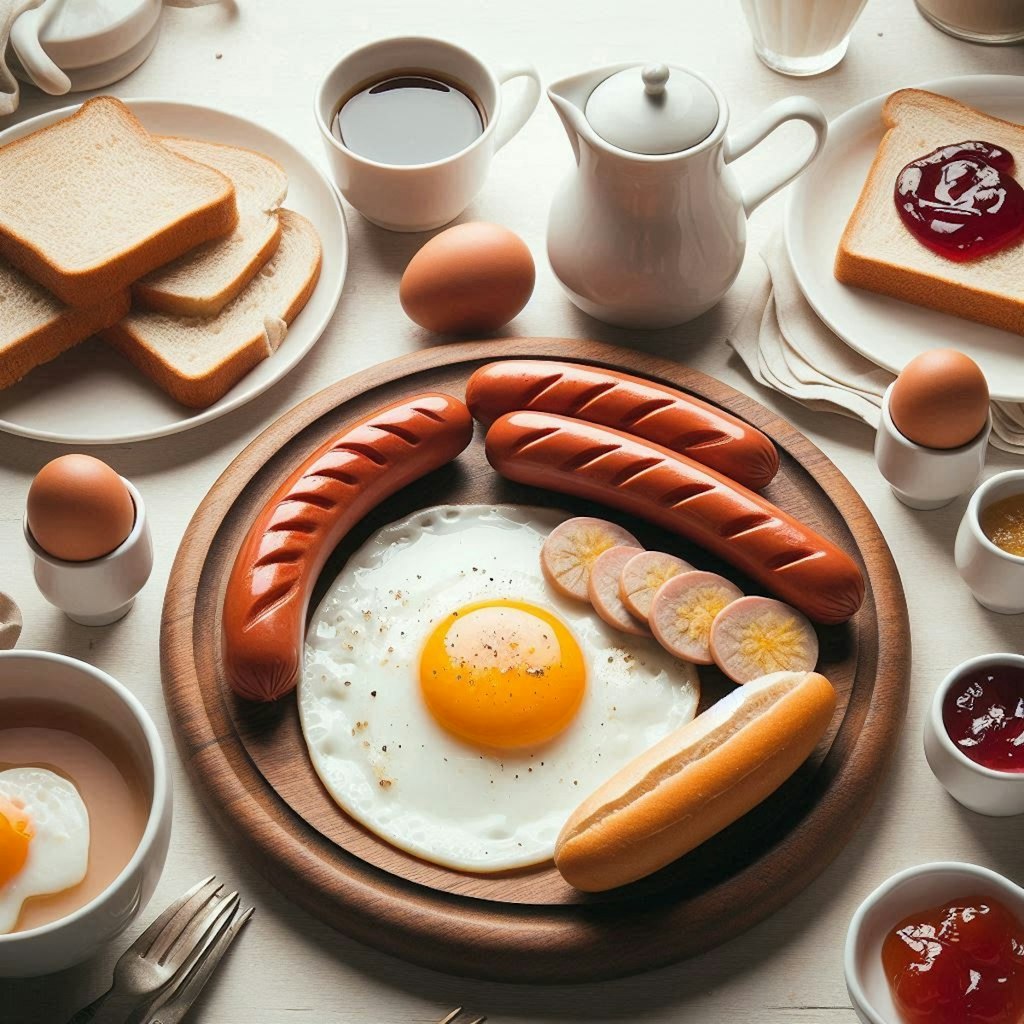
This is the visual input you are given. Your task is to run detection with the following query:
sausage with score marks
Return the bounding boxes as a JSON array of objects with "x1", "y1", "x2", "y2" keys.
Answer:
[
  {"x1": 484, "y1": 410, "x2": 864, "y2": 625},
  {"x1": 466, "y1": 359, "x2": 780, "y2": 490},
  {"x1": 223, "y1": 393, "x2": 474, "y2": 701}
]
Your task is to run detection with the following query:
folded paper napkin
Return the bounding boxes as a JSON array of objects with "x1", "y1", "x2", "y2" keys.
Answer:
[
  {"x1": 0, "y1": 0, "x2": 44, "y2": 116},
  {"x1": 727, "y1": 231, "x2": 1024, "y2": 454}
]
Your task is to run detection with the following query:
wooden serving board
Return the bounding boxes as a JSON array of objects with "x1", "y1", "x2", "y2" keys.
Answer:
[{"x1": 161, "y1": 338, "x2": 910, "y2": 982}]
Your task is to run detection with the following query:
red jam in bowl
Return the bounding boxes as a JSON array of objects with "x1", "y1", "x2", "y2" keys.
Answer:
[
  {"x1": 943, "y1": 663, "x2": 1024, "y2": 773},
  {"x1": 894, "y1": 141, "x2": 1024, "y2": 261},
  {"x1": 882, "y1": 895, "x2": 1024, "y2": 1024}
]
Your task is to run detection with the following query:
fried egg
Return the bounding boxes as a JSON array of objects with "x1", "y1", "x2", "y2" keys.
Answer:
[
  {"x1": 0, "y1": 768, "x2": 89, "y2": 933},
  {"x1": 300, "y1": 505, "x2": 699, "y2": 873}
]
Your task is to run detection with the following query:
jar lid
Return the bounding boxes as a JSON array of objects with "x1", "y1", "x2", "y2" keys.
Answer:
[
  {"x1": 39, "y1": 0, "x2": 160, "y2": 68},
  {"x1": 584, "y1": 63, "x2": 719, "y2": 155}
]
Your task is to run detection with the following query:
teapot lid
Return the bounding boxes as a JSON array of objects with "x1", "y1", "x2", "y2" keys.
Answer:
[{"x1": 585, "y1": 63, "x2": 719, "y2": 155}]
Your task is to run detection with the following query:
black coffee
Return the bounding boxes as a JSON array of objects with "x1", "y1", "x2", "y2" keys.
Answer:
[{"x1": 333, "y1": 71, "x2": 485, "y2": 166}]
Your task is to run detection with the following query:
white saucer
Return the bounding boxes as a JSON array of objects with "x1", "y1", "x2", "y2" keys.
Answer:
[
  {"x1": 785, "y1": 74, "x2": 1024, "y2": 403},
  {"x1": 0, "y1": 99, "x2": 347, "y2": 444}
]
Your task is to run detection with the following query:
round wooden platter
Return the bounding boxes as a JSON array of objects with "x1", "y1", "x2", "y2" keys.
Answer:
[{"x1": 161, "y1": 338, "x2": 910, "y2": 983}]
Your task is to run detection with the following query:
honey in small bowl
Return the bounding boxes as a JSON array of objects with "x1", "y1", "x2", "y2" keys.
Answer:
[{"x1": 981, "y1": 492, "x2": 1024, "y2": 557}]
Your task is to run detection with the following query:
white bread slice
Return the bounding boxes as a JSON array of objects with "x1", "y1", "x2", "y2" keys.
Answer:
[
  {"x1": 0, "y1": 96, "x2": 238, "y2": 308},
  {"x1": 0, "y1": 261, "x2": 129, "y2": 389},
  {"x1": 835, "y1": 89, "x2": 1024, "y2": 335},
  {"x1": 103, "y1": 210, "x2": 321, "y2": 409},
  {"x1": 133, "y1": 138, "x2": 289, "y2": 317}
]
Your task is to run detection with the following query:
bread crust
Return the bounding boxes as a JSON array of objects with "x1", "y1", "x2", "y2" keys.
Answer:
[
  {"x1": 834, "y1": 89, "x2": 1024, "y2": 335},
  {"x1": 554, "y1": 671, "x2": 837, "y2": 892},
  {"x1": 0, "y1": 287, "x2": 129, "y2": 390},
  {"x1": 0, "y1": 97, "x2": 238, "y2": 307}
]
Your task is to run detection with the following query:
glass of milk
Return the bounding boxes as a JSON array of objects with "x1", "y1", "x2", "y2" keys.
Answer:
[
  {"x1": 740, "y1": 0, "x2": 871, "y2": 76},
  {"x1": 915, "y1": 0, "x2": 1024, "y2": 43}
]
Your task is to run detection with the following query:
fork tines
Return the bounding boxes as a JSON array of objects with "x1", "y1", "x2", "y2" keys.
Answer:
[{"x1": 439, "y1": 1009, "x2": 487, "y2": 1024}]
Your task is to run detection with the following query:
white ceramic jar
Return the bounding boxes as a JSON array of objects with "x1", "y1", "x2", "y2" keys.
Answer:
[
  {"x1": 875, "y1": 382, "x2": 991, "y2": 510},
  {"x1": 955, "y1": 470, "x2": 1024, "y2": 614},
  {"x1": 923, "y1": 653, "x2": 1024, "y2": 816},
  {"x1": 846, "y1": 862, "x2": 1024, "y2": 1024},
  {"x1": 0, "y1": 651, "x2": 171, "y2": 977}
]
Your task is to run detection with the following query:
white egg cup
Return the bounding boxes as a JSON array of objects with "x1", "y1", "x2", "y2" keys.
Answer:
[
  {"x1": 845, "y1": 861, "x2": 1024, "y2": 1024},
  {"x1": 923, "y1": 652, "x2": 1024, "y2": 816},
  {"x1": 874, "y1": 382, "x2": 991, "y2": 510},
  {"x1": 0, "y1": 651, "x2": 172, "y2": 977},
  {"x1": 955, "y1": 470, "x2": 1024, "y2": 614},
  {"x1": 24, "y1": 477, "x2": 153, "y2": 626}
]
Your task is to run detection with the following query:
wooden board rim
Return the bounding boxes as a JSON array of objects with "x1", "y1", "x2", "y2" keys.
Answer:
[{"x1": 161, "y1": 337, "x2": 910, "y2": 982}]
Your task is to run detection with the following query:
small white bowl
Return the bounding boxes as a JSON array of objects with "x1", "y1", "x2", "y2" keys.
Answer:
[
  {"x1": 874, "y1": 382, "x2": 990, "y2": 510},
  {"x1": 0, "y1": 651, "x2": 172, "y2": 977},
  {"x1": 924, "y1": 652, "x2": 1024, "y2": 816},
  {"x1": 24, "y1": 477, "x2": 153, "y2": 626},
  {"x1": 846, "y1": 861, "x2": 1024, "y2": 1024},
  {"x1": 955, "y1": 470, "x2": 1024, "y2": 614}
]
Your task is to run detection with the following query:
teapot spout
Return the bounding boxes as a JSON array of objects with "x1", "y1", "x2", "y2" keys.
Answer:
[{"x1": 547, "y1": 63, "x2": 637, "y2": 165}]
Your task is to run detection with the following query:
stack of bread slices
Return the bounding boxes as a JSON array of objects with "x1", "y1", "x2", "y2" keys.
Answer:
[{"x1": 0, "y1": 96, "x2": 322, "y2": 407}]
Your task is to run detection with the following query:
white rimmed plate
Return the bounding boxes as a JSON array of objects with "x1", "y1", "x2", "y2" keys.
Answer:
[
  {"x1": 0, "y1": 99, "x2": 347, "y2": 444},
  {"x1": 785, "y1": 75, "x2": 1024, "y2": 403}
]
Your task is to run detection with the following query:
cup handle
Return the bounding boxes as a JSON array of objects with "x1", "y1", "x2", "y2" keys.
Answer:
[
  {"x1": 493, "y1": 64, "x2": 541, "y2": 152},
  {"x1": 723, "y1": 96, "x2": 828, "y2": 216},
  {"x1": 10, "y1": 0, "x2": 71, "y2": 97}
]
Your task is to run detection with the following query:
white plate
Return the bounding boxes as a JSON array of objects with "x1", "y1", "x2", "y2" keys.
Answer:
[
  {"x1": 0, "y1": 99, "x2": 347, "y2": 443},
  {"x1": 785, "y1": 75, "x2": 1024, "y2": 403}
]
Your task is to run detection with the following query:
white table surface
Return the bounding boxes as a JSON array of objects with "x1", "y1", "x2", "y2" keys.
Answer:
[{"x1": 3, "y1": 2, "x2": 1024, "y2": 1021}]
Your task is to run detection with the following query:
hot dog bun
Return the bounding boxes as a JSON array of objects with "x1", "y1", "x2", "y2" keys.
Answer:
[{"x1": 554, "y1": 670, "x2": 837, "y2": 892}]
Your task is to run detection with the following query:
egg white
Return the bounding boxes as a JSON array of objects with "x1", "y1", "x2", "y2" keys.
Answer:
[
  {"x1": 0, "y1": 767, "x2": 90, "y2": 934},
  {"x1": 300, "y1": 505, "x2": 699, "y2": 873}
]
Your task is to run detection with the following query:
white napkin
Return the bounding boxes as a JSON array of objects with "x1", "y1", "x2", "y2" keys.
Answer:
[
  {"x1": 728, "y1": 231, "x2": 1024, "y2": 454},
  {"x1": 0, "y1": 0, "x2": 44, "y2": 116}
]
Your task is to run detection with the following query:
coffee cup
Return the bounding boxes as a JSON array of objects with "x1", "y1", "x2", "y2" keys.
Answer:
[{"x1": 315, "y1": 37, "x2": 540, "y2": 232}]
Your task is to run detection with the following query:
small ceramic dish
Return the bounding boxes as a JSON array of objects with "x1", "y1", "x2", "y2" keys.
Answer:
[
  {"x1": 24, "y1": 477, "x2": 153, "y2": 626},
  {"x1": 955, "y1": 470, "x2": 1024, "y2": 614},
  {"x1": 875, "y1": 382, "x2": 990, "y2": 510},
  {"x1": 924, "y1": 652, "x2": 1024, "y2": 816},
  {"x1": 845, "y1": 861, "x2": 1024, "y2": 1024},
  {"x1": 0, "y1": 651, "x2": 172, "y2": 976}
]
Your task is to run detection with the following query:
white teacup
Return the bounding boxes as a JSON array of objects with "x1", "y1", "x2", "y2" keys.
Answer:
[{"x1": 315, "y1": 37, "x2": 541, "y2": 232}]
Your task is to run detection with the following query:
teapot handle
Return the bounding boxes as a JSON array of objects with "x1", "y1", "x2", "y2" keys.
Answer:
[{"x1": 724, "y1": 96, "x2": 828, "y2": 216}]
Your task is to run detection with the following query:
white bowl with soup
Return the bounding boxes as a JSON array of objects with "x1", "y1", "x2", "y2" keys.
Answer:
[{"x1": 0, "y1": 651, "x2": 171, "y2": 976}]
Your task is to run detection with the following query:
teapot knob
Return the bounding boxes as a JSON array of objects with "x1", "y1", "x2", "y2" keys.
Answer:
[{"x1": 642, "y1": 63, "x2": 670, "y2": 97}]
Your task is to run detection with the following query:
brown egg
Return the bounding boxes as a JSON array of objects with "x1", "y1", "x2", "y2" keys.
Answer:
[
  {"x1": 399, "y1": 222, "x2": 535, "y2": 334},
  {"x1": 889, "y1": 349, "x2": 989, "y2": 449},
  {"x1": 27, "y1": 455, "x2": 135, "y2": 562}
]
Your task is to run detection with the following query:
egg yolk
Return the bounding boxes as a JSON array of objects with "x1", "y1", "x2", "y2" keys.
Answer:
[
  {"x1": 419, "y1": 599, "x2": 586, "y2": 749},
  {"x1": 0, "y1": 798, "x2": 32, "y2": 889}
]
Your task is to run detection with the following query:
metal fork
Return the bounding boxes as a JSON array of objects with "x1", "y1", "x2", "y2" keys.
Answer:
[
  {"x1": 439, "y1": 1009, "x2": 487, "y2": 1024},
  {"x1": 67, "y1": 876, "x2": 239, "y2": 1024},
  {"x1": 144, "y1": 903, "x2": 254, "y2": 1024}
]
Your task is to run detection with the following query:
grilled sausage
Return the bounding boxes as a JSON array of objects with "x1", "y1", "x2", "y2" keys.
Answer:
[
  {"x1": 223, "y1": 393, "x2": 474, "y2": 701},
  {"x1": 466, "y1": 360, "x2": 780, "y2": 490},
  {"x1": 485, "y1": 411, "x2": 863, "y2": 624}
]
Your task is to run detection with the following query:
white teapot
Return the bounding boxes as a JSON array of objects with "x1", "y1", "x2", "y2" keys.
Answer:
[{"x1": 547, "y1": 62, "x2": 827, "y2": 329}]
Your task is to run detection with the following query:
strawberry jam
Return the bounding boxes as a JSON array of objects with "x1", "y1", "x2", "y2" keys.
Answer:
[
  {"x1": 943, "y1": 663, "x2": 1024, "y2": 773},
  {"x1": 894, "y1": 141, "x2": 1024, "y2": 261},
  {"x1": 882, "y1": 895, "x2": 1024, "y2": 1024}
]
